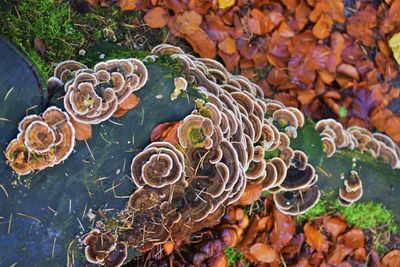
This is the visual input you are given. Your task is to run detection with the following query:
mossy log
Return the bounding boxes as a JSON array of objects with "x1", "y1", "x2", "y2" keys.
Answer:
[{"x1": 0, "y1": 39, "x2": 399, "y2": 266}]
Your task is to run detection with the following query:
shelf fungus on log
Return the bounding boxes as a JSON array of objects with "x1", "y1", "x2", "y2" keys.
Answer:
[
  {"x1": 338, "y1": 170, "x2": 363, "y2": 206},
  {"x1": 75, "y1": 44, "x2": 400, "y2": 263},
  {"x1": 316, "y1": 120, "x2": 400, "y2": 169},
  {"x1": 51, "y1": 58, "x2": 148, "y2": 124},
  {"x1": 5, "y1": 106, "x2": 75, "y2": 175},
  {"x1": 83, "y1": 229, "x2": 127, "y2": 267}
]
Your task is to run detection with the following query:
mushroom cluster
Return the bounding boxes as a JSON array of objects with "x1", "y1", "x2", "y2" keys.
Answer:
[
  {"x1": 117, "y1": 44, "x2": 321, "y2": 253},
  {"x1": 83, "y1": 229, "x2": 127, "y2": 267},
  {"x1": 316, "y1": 119, "x2": 400, "y2": 169},
  {"x1": 5, "y1": 106, "x2": 75, "y2": 175},
  {"x1": 52, "y1": 58, "x2": 148, "y2": 124},
  {"x1": 338, "y1": 170, "x2": 363, "y2": 206}
]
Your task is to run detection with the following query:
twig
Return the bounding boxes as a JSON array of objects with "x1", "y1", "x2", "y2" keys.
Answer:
[{"x1": 16, "y1": 212, "x2": 41, "y2": 223}]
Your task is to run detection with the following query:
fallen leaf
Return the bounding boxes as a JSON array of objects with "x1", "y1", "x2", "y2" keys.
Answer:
[
  {"x1": 218, "y1": 37, "x2": 237, "y2": 54},
  {"x1": 218, "y1": 0, "x2": 235, "y2": 9},
  {"x1": 323, "y1": 217, "x2": 348, "y2": 240},
  {"x1": 304, "y1": 222, "x2": 329, "y2": 253},
  {"x1": 185, "y1": 29, "x2": 217, "y2": 58},
  {"x1": 270, "y1": 207, "x2": 295, "y2": 250},
  {"x1": 327, "y1": 244, "x2": 352, "y2": 265},
  {"x1": 249, "y1": 243, "x2": 277, "y2": 263},
  {"x1": 71, "y1": 118, "x2": 92, "y2": 140},
  {"x1": 343, "y1": 228, "x2": 365, "y2": 249},
  {"x1": 144, "y1": 7, "x2": 169, "y2": 28},
  {"x1": 382, "y1": 249, "x2": 400, "y2": 267},
  {"x1": 119, "y1": 94, "x2": 139, "y2": 110},
  {"x1": 117, "y1": 0, "x2": 137, "y2": 10},
  {"x1": 112, "y1": 107, "x2": 129, "y2": 118},
  {"x1": 312, "y1": 14, "x2": 333, "y2": 39},
  {"x1": 175, "y1": 10, "x2": 202, "y2": 35},
  {"x1": 346, "y1": 5, "x2": 377, "y2": 46},
  {"x1": 236, "y1": 183, "x2": 262, "y2": 206}
]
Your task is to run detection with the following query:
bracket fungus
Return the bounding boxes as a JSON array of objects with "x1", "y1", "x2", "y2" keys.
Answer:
[
  {"x1": 6, "y1": 106, "x2": 75, "y2": 175},
  {"x1": 51, "y1": 58, "x2": 148, "y2": 124},
  {"x1": 83, "y1": 229, "x2": 127, "y2": 267},
  {"x1": 338, "y1": 171, "x2": 363, "y2": 206},
  {"x1": 72, "y1": 44, "x2": 400, "y2": 265}
]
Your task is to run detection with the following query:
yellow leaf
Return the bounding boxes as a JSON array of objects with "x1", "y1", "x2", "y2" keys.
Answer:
[
  {"x1": 218, "y1": 0, "x2": 235, "y2": 9},
  {"x1": 389, "y1": 32, "x2": 400, "y2": 65}
]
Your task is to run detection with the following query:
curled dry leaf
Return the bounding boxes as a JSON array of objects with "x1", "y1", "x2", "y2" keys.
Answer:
[
  {"x1": 269, "y1": 207, "x2": 295, "y2": 250},
  {"x1": 343, "y1": 228, "x2": 365, "y2": 249},
  {"x1": 323, "y1": 217, "x2": 347, "y2": 240},
  {"x1": 119, "y1": 94, "x2": 139, "y2": 110},
  {"x1": 218, "y1": 0, "x2": 235, "y2": 9},
  {"x1": 144, "y1": 7, "x2": 169, "y2": 28},
  {"x1": 249, "y1": 243, "x2": 277, "y2": 263},
  {"x1": 117, "y1": 0, "x2": 137, "y2": 11},
  {"x1": 218, "y1": 37, "x2": 237, "y2": 54}
]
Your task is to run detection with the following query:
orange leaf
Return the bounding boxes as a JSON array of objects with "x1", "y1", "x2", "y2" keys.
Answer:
[
  {"x1": 71, "y1": 118, "x2": 92, "y2": 141},
  {"x1": 117, "y1": 0, "x2": 137, "y2": 11},
  {"x1": 175, "y1": 10, "x2": 202, "y2": 35},
  {"x1": 236, "y1": 183, "x2": 262, "y2": 205},
  {"x1": 119, "y1": 94, "x2": 139, "y2": 110},
  {"x1": 249, "y1": 243, "x2": 277, "y2": 263},
  {"x1": 112, "y1": 107, "x2": 129, "y2": 118},
  {"x1": 304, "y1": 222, "x2": 329, "y2": 253},
  {"x1": 323, "y1": 217, "x2": 347, "y2": 240},
  {"x1": 185, "y1": 29, "x2": 217, "y2": 58},
  {"x1": 312, "y1": 14, "x2": 333, "y2": 39},
  {"x1": 144, "y1": 7, "x2": 169, "y2": 29},
  {"x1": 343, "y1": 228, "x2": 365, "y2": 249},
  {"x1": 270, "y1": 207, "x2": 295, "y2": 250},
  {"x1": 218, "y1": 37, "x2": 237, "y2": 54},
  {"x1": 382, "y1": 250, "x2": 400, "y2": 267}
]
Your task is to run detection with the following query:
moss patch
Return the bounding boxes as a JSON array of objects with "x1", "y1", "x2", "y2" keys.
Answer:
[{"x1": 224, "y1": 247, "x2": 247, "y2": 267}]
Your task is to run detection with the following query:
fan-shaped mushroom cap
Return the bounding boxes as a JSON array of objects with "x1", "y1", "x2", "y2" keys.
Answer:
[
  {"x1": 261, "y1": 161, "x2": 278, "y2": 190},
  {"x1": 260, "y1": 122, "x2": 276, "y2": 151},
  {"x1": 231, "y1": 92, "x2": 254, "y2": 115},
  {"x1": 178, "y1": 115, "x2": 214, "y2": 149},
  {"x1": 5, "y1": 140, "x2": 31, "y2": 175},
  {"x1": 42, "y1": 106, "x2": 75, "y2": 164},
  {"x1": 272, "y1": 109, "x2": 299, "y2": 129},
  {"x1": 344, "y1": 171, "x2": 362, "y2": 192},
  {"x1": 64, "y1": 73, "x2": 118, "y2": 124},
  {"x1": 286, "y1": 107, "x2": 305, "y2": 128},
  {"x1": 253, "y1": 145, "x2": 265, "y2": 162},
  {"x1": 339, "y1": 187, "x2": 363, "y2": 203},
  {"x1": 278, "y1": 132, "x2": 291, "y2": 149},
  {"x1": 284, "y1": 126, "x2": 298, "y2": 139},
  {"x1": 269, "y1": 157, "x2": 287, "y2": 187},
  {"x1": 103, "y1": 242, "x2": 128, "y2": 267},
  {"x1": 320, "y1": 128, "x2": 337, "y2": 139},
  {"x1": 322, "y1": 137, "x2": 336, "y2": 157},
  {"x1": 379, "y1": 144, "x2": 400, "y2": 169},
  {"x1": 292, "y1": 150, "x2": 308, "y2": 170},
  {"x1": 151, "y1": 44, "x2": 185, "y2": 55},
  {"x1": 274, "y1": 185, "x2": 321, "y2": 215},
  {"x1": 83, "y1": 229, "x2": 117, "y2": 264},
  {"x1": 228, "y1": 171, "x2": 247, "y2": 205},
  {"x1": 280, "y1": 147, "x2": 295, "y2": 167},
  {"x1": 131, "y1": 142, "x2": 185, "y2": 188},
  {"x1": 246, "y1": 160, "x2": 266, "y2": 180},
  {"x1": 53, "y1": 60, "x2": 87, "y2": 83},
  {"x1": 279, "y1": 164, "x2": 316, "y2": 191},
  {"x1": 6, "y1": 106, "x2": 75, "y2": 175},
  {"x1": 192, "y1": 102, "x2": 222, "y2": 126},
  {"x1": 128, "y1": 187, "x2": 162, "y2": 210},
  {"x1": 265, "y1": 101, "x2": 285, "y2": 116}
]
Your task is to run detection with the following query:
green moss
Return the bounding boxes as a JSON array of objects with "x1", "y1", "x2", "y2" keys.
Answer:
[
  {"x1": 0, "y1": 0, "x2": 84, "y2": 79},
  {"x1": 224, "y1": 247, "x2": 245, "y2": 267},
  {"x1": 298, "y1": 194, "x2": 398, "y2": 234}
]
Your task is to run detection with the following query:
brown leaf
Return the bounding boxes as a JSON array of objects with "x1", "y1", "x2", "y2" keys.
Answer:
[
  {"x1": 71, "y1": 118, "x2": 92, "y2": 141},
  {"x1": 270, "y1": 207, "x2": 295, "y2": 250},
  {"x1": 119, "y1": 94, "x2": 139, "y2": 110},
  {"x1": 117, "y1": 0, "x2": 137, "y2": 10},
  {"x1": 175, "y1": 10, "x2": 202, "y2": 35},
  {"x1": 34, "y1": 38, "x2": 46, "y2": 56},
  {"x1": 382, "y1": 250, "x2": 400, "y2": 267},
  {"x1": 249, "y1": 243, "x2": 277, "y2": 263},
  {"x1": 343, "y1": 228, "x2": 365, "y2": 249},
  {"x1": 185, "y1": 29, "x2": 217, "y2": 58},
  {"x1": 218, "y1": 37, "x2": 237, "y2": 54},
  {"x1": 312, "y1": 14, "x2": 333, "y2": 39},
  {"x1": 144, "y1": 7, "x2": 169, "y2": 28},
  {"x1": 304, "y1": 222, "x2": 329, "y2": 253},
  {"x1": 346, "y1": 5, "x2": 377, "y2": 46},
  {"x1": 112, "y1": 107, "x2": 129, "y2": 118},
  {"x1": 327, "y1": 244, "x2": 352, "y2": 265}
]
